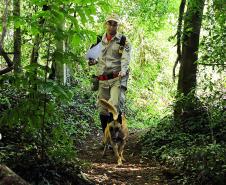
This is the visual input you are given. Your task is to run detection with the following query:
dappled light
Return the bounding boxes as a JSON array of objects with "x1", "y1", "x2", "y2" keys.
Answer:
[
  {"x1": 0, "y1": 0, "x2": 225, "y2": 184},
  {"x1": 78, "y1": 130, "x2": 168, "y2": 185}
]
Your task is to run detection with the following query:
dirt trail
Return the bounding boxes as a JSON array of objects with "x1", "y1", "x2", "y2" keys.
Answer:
[{"x1": 78, "y1": 128, "x2": 170, "y2": 185}]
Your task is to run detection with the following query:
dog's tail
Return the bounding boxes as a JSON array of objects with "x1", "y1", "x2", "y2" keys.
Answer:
[{"x1": 99, "y1": 99, "x2": 118, "y2": 120}]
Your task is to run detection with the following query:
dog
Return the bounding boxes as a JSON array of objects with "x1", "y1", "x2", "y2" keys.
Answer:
[{"x1": 99, "y1": 99, "x2": 128, "y2": 165}]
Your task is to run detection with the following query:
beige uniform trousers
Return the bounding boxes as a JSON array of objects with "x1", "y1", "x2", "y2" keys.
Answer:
[{"x1": 97, "y1": 76, "x2": 127, "y2": 115}]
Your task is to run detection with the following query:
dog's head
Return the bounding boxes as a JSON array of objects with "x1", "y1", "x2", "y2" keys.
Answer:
[
  {"x1": 108, "y1": 120, "x2": 123, "y2": 142},
  {"x1": 100, "y1": 99, "x2": 127, "y2": 142}
]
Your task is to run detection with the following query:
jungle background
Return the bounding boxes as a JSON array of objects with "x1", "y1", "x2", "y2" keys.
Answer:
[{"x1": 0, "y1": 0, "x2": 225, "y2": 184}]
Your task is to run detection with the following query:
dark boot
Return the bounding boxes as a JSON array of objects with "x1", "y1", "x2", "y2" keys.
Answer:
[
  {"x1": 99, "y1": 112, "x2": 117, "y2": 133},
  {"x1": 109, "y1": 113, "x2": 113, "y2": 122},
  {"x1": 99, "y1": 114, "x2": 109, "y2": 133}
]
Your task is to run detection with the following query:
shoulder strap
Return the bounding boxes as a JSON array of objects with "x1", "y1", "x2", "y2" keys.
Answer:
[
  {"x1": 96, "y1": 35, "x2": 102, "y2": 44},
  {"x1": 118, "y1": 35, "x2": 126, "y2": 54},
  {"x1": 119, "y1": 35, "x2": 126, "y2": 47}
]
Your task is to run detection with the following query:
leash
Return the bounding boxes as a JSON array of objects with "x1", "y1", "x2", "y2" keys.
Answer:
[{"x1": 118, "y1": 75, "x2": 122, "y2": 114}]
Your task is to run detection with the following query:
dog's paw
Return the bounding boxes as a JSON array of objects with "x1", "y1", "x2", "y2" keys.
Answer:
[{"x1": 117, "y1": 158, "x2": 122, "y2": 165}]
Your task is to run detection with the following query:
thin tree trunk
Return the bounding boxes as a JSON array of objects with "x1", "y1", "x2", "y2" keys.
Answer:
[
  {"x1": 13, "y1": 0, "x2": 22, "y2": 73},
  {"x1": 29, "y1": 5, "x2": 48, "y2": 87},
  {"x1": 30, "y1": 34, "x2": 40, "y2": 65},
  {"x1": 53, "y1": 21, "x2": 65, "y2": 84},
  {"x1": 0, "y1": 0, "x2": 14, "y2": 75},
  {"x1": 29, "y1": 34, "x2": 40, "y2": 90}
]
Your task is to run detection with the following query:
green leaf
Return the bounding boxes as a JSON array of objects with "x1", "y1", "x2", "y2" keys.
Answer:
[
  {"x1": 71, "y1": 34, "x2": 81, "y2": 46},
  {"x1": 30, "y1": 0, "x2": 47, "y2": 6},
  {"x1": 30, "y1": 26, "x2": 40, "y2": 35},
  {"x1": 77, "y1": 9, "x2": 87, "y2": 25}
]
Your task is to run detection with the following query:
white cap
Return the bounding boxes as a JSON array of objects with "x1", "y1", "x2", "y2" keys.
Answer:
[{"x1": 105, "y1": 13, "x2": 120, "y2": 23}]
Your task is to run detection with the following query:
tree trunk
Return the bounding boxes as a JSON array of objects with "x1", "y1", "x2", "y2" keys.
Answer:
[
  {"x1": 177, "y1": 0, "x2": 205, "y2": 95},
  {"x1": 174, "y1": 0, "x2": 205, "y2": 117},
  {"x1": 13, "y1": 0, "x2": 22, "y2": 74},
  {"x1": 49, "y1": 7, "x2": 73, "y2": 85},
  {"x1": 55, "y1": 39, "x2": 65, "y2": 84},
  {"x1": 51, "y1": 16, "x2": 66, "y2": 84},
  {"x1": 30, "y1": 34, "x2": 40, "y2": 65}
]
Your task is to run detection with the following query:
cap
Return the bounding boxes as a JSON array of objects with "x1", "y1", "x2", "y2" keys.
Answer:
[{"x1": 105, "y1": 13, "x2": 120, "y2": 23}]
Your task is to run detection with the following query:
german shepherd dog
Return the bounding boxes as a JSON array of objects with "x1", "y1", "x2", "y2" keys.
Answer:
[{"x1": 99, "y1": 99, "x2": 128, "y2": 165}]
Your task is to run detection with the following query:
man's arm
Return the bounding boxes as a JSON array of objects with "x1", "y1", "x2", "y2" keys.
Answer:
[{"x1": 119, "y1": 40, "x2": 131, "y2": 77}]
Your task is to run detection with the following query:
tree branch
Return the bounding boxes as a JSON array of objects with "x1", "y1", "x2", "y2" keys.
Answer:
[
  {"x1": 173, "y1": 0, "x2": 186, "y2": 82},
  {"x1": 0, "y1": 46, "x2": 13, "y2": 67},
  {"x1": 0, "y1": 66, "x2": 14, "y2": 75}
]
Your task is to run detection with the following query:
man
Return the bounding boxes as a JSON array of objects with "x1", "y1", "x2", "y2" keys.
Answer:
[{"x1": 88, "y1": 13, "x2": 131, "y2": 133}]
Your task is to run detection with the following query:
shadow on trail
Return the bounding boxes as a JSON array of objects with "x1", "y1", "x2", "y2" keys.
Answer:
[{"x1": 78, "y1": 129, "x2": 169, "y2": 185}]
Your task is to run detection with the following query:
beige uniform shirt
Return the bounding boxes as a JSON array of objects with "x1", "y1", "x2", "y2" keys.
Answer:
[{"x1": 97, "y1": 32, "x2": 131, "y2": 76}]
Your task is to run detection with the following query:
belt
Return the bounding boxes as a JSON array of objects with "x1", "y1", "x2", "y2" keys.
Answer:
[{"x1": 98, "y1": 72, "x2": 119, "y2": 81}]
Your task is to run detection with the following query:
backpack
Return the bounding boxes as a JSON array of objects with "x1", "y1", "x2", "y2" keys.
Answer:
[
  {"x1": 118, "y1": 35, "x2": 126, "y2": 54},
  {"x1": 91, "y1": 34, "x2": 126, "y2": 54}
]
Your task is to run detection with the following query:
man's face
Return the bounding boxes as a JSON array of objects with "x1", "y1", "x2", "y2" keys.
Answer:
[{"x1": 106, "y1": 21, "x2": 118, "y2": 35}]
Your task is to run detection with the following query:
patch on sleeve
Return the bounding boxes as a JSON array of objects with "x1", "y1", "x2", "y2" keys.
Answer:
[{"x1": 123, "y1": 41, "x2": 130, "y2": 52}]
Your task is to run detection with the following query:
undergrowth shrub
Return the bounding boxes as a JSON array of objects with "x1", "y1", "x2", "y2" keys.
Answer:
[
  {"x1": 0, "y1": 74, "x2": 97, "y2": 183},
  {"x1": 142, "y1": 104, "x2": 225, "y2": 185}
]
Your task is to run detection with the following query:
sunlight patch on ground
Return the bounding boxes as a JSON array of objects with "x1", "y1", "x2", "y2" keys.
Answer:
[
  {"x1": 83, "y1": 172, "x2": 109, "y2": 183},
  {"x1": 89, "y1": 162, "x2": 162, "y2": 175},
  {"x1": 84, "y1": 162, "x2": 164, "y2": 185}
]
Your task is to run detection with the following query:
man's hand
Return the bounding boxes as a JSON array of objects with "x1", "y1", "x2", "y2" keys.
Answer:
[
  {"x1": 88, "y1": 58, "x2": 98, "y2": 66},
  {"x1": 118, "y1": 71, "x2": 126, "y2": 77}
]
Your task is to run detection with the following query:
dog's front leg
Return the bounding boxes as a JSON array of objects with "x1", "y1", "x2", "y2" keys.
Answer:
[
  {"x1": 118, "y1": 141, "x2": 126, "y2": 162},
  {"x1": 102, "y1": 144, "x2": 107, "y2": 157},
  {"x1": 111, "y1": 143, "x2": 122, "y2": 165},
  {"x1": 102, "y1": 135, "x2": 108, "y2": 157}
]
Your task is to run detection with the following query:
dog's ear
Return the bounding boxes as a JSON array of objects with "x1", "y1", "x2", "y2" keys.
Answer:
[{"x1": 99, "y1": 99, "x2": 118, "y2": 120}]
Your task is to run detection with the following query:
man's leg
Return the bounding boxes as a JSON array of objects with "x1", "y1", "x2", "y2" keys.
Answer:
[
  {"x1": 110, "y1": 78, "x2": 128, "y2": 123},
  {"x1": 99, "y1": 114, "x2": 112, "y2": 133},
  {"x1": 109, "y1": 78, "x2": 121, "y2": 112},
  {"x1": 119, "y1": 86, "x2": 126, "y2": 114},
  {"x1": 98, "y1": 81, "x2": 110, "y2": 133},
  {"x1": 119, "y1": 74, "x2": 128, "y2": 114}
]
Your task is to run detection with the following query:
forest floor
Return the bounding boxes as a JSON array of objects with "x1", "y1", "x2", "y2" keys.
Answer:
[{"x1": 78, "y1": 128, "x2": 172, "y2": 185}]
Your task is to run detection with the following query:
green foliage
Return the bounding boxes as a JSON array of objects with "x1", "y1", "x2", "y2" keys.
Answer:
[
  {"x1": 1, "y1": 0, "x2": 111, "y2": 71},
  {"x1": 142, "y1": 98, "x2": 225, "y2": 184},
  {"x1": 113, "y1": 0, "x2": 179, "y2": 32},
  {"x1": 0, "y1": 78, "x2": 71, "y2": 153},
  {"x1": 0, "y1": 0, "x2": 225, "y2": 184},
  {"x1": 0, "y1": 69, "x2": 97, "y2": 156},
  {"x1": 120, "y1": 0, "x2": 179, "y2": 128},
  {"x1": 0, "y1": 3, "x2": 106, "y2": 181},
  {"x1": 199, "y1": 0, "x2": 226, "y2": 68},
  {"x1": 127, "y1": 31, "x2": 177, "y2": 128},
  {"x1": 184, "y1": 144, "x2": 226, "y2": 185},
  {"x1": 0, "y1": 73, "x2": 98, "y2": 183}
]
